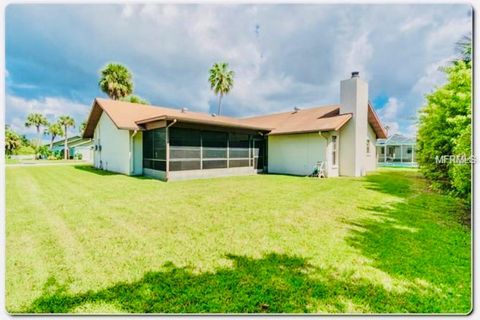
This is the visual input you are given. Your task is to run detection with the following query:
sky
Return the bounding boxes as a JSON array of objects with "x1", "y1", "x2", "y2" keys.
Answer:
[{"x1": 5, "y1": 3, "x2": 472, "y2": 140}]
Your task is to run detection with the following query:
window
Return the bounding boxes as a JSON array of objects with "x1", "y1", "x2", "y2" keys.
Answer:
[
  {"x1": 229, "y1": 133, "x2": 250, "y2": 167},
  {"x1": 331, "y1": 135, "x2": 337, "y2": 166},
  {"x1": 202, "y1": 131, "x2": 228, "y2": 169},
  {"x1": 366, "y1": 138, "x2": 371, "y2": 154},
  {"x1": 169, "y1": 127, "x2": 201, "y2": 171},
  {"x1": 143, "y1": 128, "x2": 167, "y2": 171},
  {"x1": 407, "y1": 147, "x2": 412, "y2": 154}
]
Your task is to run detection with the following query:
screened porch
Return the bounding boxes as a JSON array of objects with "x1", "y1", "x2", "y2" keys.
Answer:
[
  {"x1": 376, "y1": 133, "x2": 417, "y2": 167},
  {"x1": 142, "y1": 123, "x2": 268, "y2": 180}
]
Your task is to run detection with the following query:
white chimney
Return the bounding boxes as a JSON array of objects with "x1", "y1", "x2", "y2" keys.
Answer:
[{"x1": 339, "y1": 72, "x2": 369, "y2": 177}]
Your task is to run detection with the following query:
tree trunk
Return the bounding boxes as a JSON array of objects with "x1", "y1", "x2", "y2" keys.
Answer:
[
  {"x1": 36, "y1": 126, "x2": 41, "y2": 160},
  {"x1": 217, "y1": 94, "x2": 223, "y2": 115},
  {"x1": 64, "y1": 126, "x2": 68, "y2": 160},
  {"x1": 50, "y1": 135, "x2": 55, "y2": 150}
]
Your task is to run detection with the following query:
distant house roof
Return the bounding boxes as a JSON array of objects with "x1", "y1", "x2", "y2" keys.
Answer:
[
  {"x1": 83, "y1": 98, "x2": 387, "y2": 139},
  {"x1": 377, "y1": 133, "x2": 416, "y2": 146},
  {"x1": 50, "y1": 136, "x2": 93, "y2": 149},
  {"x1": 50, "y1": 136, "x2": 82, "y2": 147}
]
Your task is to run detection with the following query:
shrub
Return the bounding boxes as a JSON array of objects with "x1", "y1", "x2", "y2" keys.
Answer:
[
  {"x1": 417, "y1": 59, "x2": 471, "y2": 202},
  {"x1": 15, "y1": 145, "x2": 35, "y2": 155}
]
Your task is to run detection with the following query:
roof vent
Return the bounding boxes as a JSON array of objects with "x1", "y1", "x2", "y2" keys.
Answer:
[
  {"x1": 181, "y1": 107, "x2": 188, "y2": 113},
  {"x1": 211, "y1": 113, "x2": 217, "y2": 117},
  {"x1": 351, "y1": 71, "x2": 360, "y2": 78},
  {"x1": 293, "y1": 106, "x2": 301, "y2": 113}
]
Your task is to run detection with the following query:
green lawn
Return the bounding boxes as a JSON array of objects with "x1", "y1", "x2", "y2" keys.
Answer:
[
  {"x1": 6, "y1": 158, "x2": 20, "y2": 164},
  {"x1": 6, "y1": 159, "x2": 85, "y2": 165},
  {"x1": 6, "y1": 165, "x2": 471, "y2": 314}
]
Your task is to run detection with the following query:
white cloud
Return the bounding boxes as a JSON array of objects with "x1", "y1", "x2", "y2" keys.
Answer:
[
  {"x1": 405, "y1": 123, "x2": 418, "y2": 138},
  {"x1": 383, "y1": 121, "x2": 400, "y2": 136},
  {"x1": 6, "y1": 3, "x2": 473, "y2": 136},
  {"x1": 6, "y1": 95, "x2": 91, "y2": 138},
  {"x1": 412, "y1": 55, "x2": 455, "y2": 95},
  {"x1": 341, "y1": 32, "x2": 374, "y2": 80},
  {"x1": 379, "y1": 97, "x2": 401, "y2": 121},
  {"x1": 400, "y1": 17, "x2": 430, "y2": 32}
]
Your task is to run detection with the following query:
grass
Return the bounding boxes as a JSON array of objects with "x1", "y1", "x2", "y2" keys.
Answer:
[
  {"x1": 6, "y1": 158, "x2": 20, "y2": 164},
  {"x1": 6, "y1": 159, "x2": 85, "y2": 165},
  {"x1": 6, "y1": 165, "x2": 471, "y2": 314}
]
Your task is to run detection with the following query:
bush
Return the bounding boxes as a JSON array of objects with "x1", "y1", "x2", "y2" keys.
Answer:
[
  {"x1": 37, "y1": 145, "x2": 51, "y2": 159},
  {"x1": 417, "y1": 59, "x2": 471, "y2": 202},
  {"x1": 15, "y1": 145, "x2": 35, "y2": 155},
  {"x1": 47, "y1": 155, "x2": 57, "y2": 160}
]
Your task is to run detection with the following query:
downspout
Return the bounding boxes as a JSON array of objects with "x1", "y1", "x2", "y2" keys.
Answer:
[
  {"x1": 165, "y1": 119, "x2": 177, "y2": 181},
  {"x1": 130, "y1": 130, "x2": 138, "y2": 175}
]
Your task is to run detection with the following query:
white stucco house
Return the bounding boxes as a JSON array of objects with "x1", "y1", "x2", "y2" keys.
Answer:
[{"x1": 83, "y1": 72, "x2": 387, "y2": 181}]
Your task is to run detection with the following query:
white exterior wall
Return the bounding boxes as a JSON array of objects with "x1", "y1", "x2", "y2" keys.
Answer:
[
  {"x1": 339, "y1": 76, "x2": 369, "y2": 177},
  {"x1": 76, "y1": 145, "x2": 93, "y2": 163},
  {"x1": 93, "y1": 112, "x2": 131, "y2": 175},
  {"x1": 268, "y1": 133, "x2": 327, "y2": 176},
  {"x1": 338, "y1": 120, "x2": 355, "y2": 177}
]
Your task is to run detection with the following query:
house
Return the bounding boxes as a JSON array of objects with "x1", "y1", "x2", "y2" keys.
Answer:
[
  {"x1": 50, "y1": 136, "x2": 94, "y2": 163},
  {"x1": 376, "y1": 133, "x2": 417, "y2": 167},
  {"x1": 83, "y1": 72, "x2": 387, "y2": 181}
]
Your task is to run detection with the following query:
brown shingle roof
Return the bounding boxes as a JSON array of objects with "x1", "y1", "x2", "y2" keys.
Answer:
[
  {"x1": 83, "y1": 98, "x2": 272, "y2": 138},
  {"x1": 242, "y1": 103, "x2": 387, "y2": 138},
  {"x1": 83, "y1": 98, "x2": 386, "y2": 139}
]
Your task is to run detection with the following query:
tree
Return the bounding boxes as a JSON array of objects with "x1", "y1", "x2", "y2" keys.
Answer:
[
  {"x1": 57, "y1": 116, "x2": 75, "y2": 160},
  {"x1": 416, "y1": 38, "x2": 471, "y2": 202},
  {"x1": 79, "y1": 120, "x2": 87, "y2": 136},
  {"x1": 120, "y1": 95, "x2": 150, "y2": 105},
  {"x1": 25, "y1": 112, "x2": 49, "y2": 159},
  {"x1": 208, "y1": 62, "x2": 234, "y2": 115},
  {"x1": 98, "y1": 63, "x2": 133, "y2": 100},
  {"x1": 45, "y1": 123, "x2": 64, "y2": 150},
  {"x1": 5, "y1": 128, "x2": 22, "y2": 155}
]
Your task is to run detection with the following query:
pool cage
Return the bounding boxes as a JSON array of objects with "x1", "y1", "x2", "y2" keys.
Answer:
[{"x1": 376, "y1": 134, "x2": 417, "y2": 167}]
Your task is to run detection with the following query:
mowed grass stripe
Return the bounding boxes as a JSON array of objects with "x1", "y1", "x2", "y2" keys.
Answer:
[
  {"x1": 6, "y1": 165, "x2": 471, "y2": 313},
  {"x1": 6, "y1": 168, "x2": 77, "y2": 310}
]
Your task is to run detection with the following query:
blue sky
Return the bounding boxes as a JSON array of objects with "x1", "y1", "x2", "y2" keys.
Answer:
[{"x1": 5, "y1": 4, "x2": 472, "y2": 139}]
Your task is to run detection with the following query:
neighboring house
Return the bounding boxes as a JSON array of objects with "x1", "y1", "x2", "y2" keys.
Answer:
[
  {"x1": 376, "y1": 133, "x2": 417, "y2": 167},
  {"x1": 50, "y1": 136, "x2": 94, "y2": 163},
  {"x1": 83, "y1": 72, "x2": 387, "y2": 181}
]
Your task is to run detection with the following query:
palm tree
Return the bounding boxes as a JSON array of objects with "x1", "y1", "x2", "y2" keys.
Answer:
[
  {"x1": 25, "y1": 113, "x2": 49, "y2": 159},
  {"x1": 456, "y1": 33, "x2": 472, "y2": 63},
  {"x1": 45, "y1": 123, "x2": 64, "y2": 150},
  {"x1": 57, "y1": 116, "x2": 75, "y2": 160},
  {"x1": 208, "y1": 62, "x2": 234, "y2": 115},
  {"x1": 120, "y1": 95, "x2": 150, "y2": 105},
  {"x1": 25, "y1": 112, "x2": 48, "y2": 141},
  {"x1": 5, "y1": 128, "x2": 22, "y2": 155},
  {"x1": 98, "y1": 63, "x2": 134, "y2": 100},
  {"x1": 79, "y1": 120, "x2": 87, "y2": 136}
]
